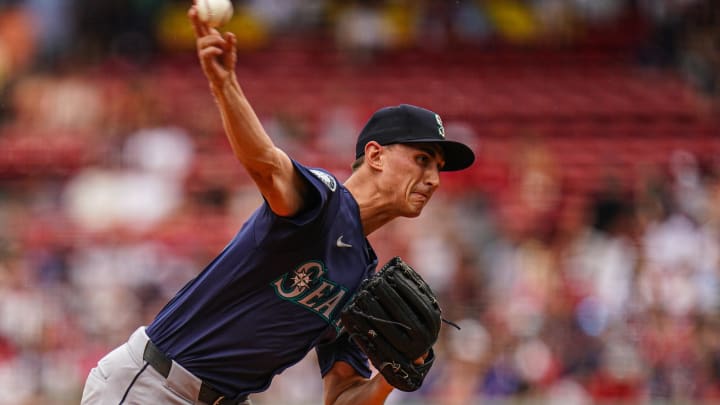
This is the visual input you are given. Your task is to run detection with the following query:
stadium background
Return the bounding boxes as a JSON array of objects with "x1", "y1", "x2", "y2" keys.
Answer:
[{"x1": 0, "y1": 0, "x2": 719, "y2": 404}]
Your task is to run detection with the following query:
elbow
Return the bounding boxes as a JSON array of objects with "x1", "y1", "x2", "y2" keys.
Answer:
[
  {"x1": 245, "y1": 149, "x2": 304, "y2": 217},
  {"x1": 243, "y1": 147, "x2": 285, "y2": 190}
]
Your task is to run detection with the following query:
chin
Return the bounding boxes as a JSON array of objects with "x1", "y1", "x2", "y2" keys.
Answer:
[{"x1": 403, "y1": 206, "x2": 424, "y2": 218}]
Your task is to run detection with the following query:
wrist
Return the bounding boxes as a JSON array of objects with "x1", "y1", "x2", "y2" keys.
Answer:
[
  {"x1": 372, "y1": 373, "x2": 395, "y2": 397},
  {"x1": 210, "y1": 75, "x2": 239, "y2": 98}
]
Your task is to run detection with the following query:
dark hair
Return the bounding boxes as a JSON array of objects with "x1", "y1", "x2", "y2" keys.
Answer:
[{"x1": 351, "y1": 156, "x2": 364, "y2": 172}]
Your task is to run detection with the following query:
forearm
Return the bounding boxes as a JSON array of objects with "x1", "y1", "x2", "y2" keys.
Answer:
[
  {"x1": 210, "y1": 78, "x2": 277, "y2": 171},
  {"x1": 210, "y1": 77, "x2": 305, "y2": 215},
  {"x1": 326, "y1": 373, "x2": 394, "y2": 405}
]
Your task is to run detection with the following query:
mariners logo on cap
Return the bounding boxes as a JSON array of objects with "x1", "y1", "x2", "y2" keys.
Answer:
[{"x1": 435, "y1": 114, "x2": 445, "y2": 138}]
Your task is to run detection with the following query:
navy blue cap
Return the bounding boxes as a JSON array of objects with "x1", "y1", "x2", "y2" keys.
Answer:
[{"x1": 355, "y1": 104, "x2": 475, "y2": 171}]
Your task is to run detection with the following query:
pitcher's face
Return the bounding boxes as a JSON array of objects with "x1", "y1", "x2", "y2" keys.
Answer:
[{"x1": 382, "y1": 143, "x2": 445, "y2": 217}]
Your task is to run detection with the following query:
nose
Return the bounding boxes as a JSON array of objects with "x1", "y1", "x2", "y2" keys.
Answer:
[{"x1": 425, "y1": 166, "x2": 440, "y2": 189}]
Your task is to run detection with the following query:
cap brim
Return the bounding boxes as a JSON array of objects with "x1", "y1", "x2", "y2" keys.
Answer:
[{"x1": 401, "y1": 139, "x2": 476, "y2": 171}]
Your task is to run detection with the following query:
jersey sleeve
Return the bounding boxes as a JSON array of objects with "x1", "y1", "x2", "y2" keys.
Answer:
[
  {"x1": 252, "y1": 161, "x2": 340, "y2": 246},
  {"x1": 277, "y1": 160, "x2": 340, "y2": 227},
  {"x1": 316, "y1": 332, "x2": 372, "y2": 379}
]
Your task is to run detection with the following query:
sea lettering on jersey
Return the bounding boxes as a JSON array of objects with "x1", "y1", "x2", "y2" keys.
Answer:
[{"x1": 271, "y1": 261, "x2": 347, "y2": 328}]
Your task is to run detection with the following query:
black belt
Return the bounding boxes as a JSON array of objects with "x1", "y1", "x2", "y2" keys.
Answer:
[{"x1": 143, "y1": 339, "x2": 247, "y2": 405}]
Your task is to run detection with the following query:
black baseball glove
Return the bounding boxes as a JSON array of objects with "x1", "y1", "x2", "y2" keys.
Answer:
[{"x1": 340, "y1": 256, "x2": 453, "y2": 392}]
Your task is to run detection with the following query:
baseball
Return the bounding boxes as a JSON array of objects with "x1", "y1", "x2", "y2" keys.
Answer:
[{"x1": 196, "y1": 0, "x2": 234, "y2": 27}]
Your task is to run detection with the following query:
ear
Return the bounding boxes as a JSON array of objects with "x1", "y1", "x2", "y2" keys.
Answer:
[{"x1": 364, "y1": 141, "x2": 384, "y2": 171}]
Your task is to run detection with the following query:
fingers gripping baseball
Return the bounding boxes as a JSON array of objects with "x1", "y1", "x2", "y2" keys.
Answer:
[
  {"x1": 198, "y1": 32, "x2": 237, "y2": 86},
  {"x1": 188, "y1": 5, "x2": 237, "y2": 89}
]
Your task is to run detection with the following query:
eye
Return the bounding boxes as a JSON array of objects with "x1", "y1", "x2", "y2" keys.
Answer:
[{"x1": 416, "y1": 154, "x2": 430, "y2": 166}]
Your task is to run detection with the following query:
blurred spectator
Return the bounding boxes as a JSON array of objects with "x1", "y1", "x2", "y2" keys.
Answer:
[
  {"x1": 565, "y1": 191, "x2": 638, "y2": 332},
  {"x1": 24, "y1": 0, "x2": 74, "y2": 66},
  {"x1": 483, "y1": 0, "x2": 539, "y2": 44},
  {"x1": 450, "y1": 1, "x2": 492, "y2": 44},
  {"x1": 335, "y1": 1, "x2": 393, "y2": 58},
  {"x1": 639, "y1": 198, "x2": 719, "y2": 317},
  {"x1": 0, "y1": 3, "x2": 37, "y2": 89},
  {"x1": 245, "y1": 0, "x2": 323, "y2": 32}
]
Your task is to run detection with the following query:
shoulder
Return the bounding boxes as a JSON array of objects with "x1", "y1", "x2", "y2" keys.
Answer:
[
  {"x1": 264, "y1": 162, "x2": 346, "y2": 227},
  {"x1": 292, "y1": 162, "x2": 339, "y2": 194},
  {"x1": 307, "y1": 167, "x2": 338, "y2": 193}
]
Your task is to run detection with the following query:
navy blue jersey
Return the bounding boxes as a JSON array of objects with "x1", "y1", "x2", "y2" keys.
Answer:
[{"x1": 146, "y1": 161, "x2": 377, "y2": 397}]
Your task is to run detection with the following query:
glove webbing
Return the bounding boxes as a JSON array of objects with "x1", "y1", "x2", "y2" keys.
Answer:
[{"x1": 345, "y1": 307, "x2": 461, "y2": 340}]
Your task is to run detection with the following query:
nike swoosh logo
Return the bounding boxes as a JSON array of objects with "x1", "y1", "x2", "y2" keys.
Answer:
[{"x1": 336, "y1": 235, "x2": 353, "y2": 248}]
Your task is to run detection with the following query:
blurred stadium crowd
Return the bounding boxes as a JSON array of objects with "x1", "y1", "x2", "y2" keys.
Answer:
[{"x1": 0, "y1": 0, "x2": 719, "y2": 404}]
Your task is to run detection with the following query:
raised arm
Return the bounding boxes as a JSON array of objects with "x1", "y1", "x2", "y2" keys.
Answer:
[{"x1": 188, "y1": 5, "x2": 309, "y2": 217}]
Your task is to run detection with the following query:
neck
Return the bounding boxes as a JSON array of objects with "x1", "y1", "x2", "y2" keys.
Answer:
[{"x1": 344, "y1": 173, "x2": 397, "y2": 236}]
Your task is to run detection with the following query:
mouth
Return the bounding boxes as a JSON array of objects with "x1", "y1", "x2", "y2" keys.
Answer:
[{"x1": 411, "y1": 191, "x2": 430, "y2": 202}]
